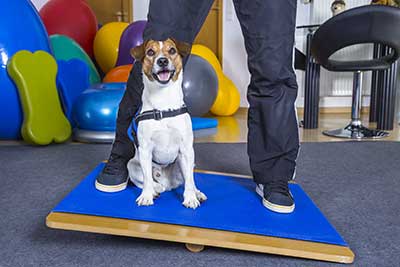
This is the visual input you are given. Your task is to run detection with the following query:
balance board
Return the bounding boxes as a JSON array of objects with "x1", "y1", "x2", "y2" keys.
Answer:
[{"x1": 46, "y1": 163, "x2": 354, "y2": 263}]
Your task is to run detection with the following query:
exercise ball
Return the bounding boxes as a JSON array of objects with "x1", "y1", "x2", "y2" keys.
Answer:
[
  {"x1": 73, "y1": 84, "x2": 126, "y2": 131},
  {"x1": 212, "y1": 77, "x2": 240, "y2": 116},
  {"x1": 50, "y1": 34, "x2": 101, "y2": 84},
  {"x1": 40, "y1": 0, "x2": 98, "y2": 57},
  {"x1": 94, "y1": 22, "x2": 129, "y2": 73},
  {"x1": 0, "y1": 0, "x2": 51, "y2": 139},
  {"x1": 191, "y1": 44, "x2": 240, "y2": 116},
  {"x1": 115, "y1": 20, "x2": 147, "y2": 66},
  {"x1": 183, "y1": 55, "x2": 218, "y2": 116},
  {"x1": 103, "y1": 65, "x2": 133, "y2": 83}
]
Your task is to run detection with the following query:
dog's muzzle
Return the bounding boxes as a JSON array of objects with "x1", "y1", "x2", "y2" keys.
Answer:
[{"x1": 152, "y1": 57, "x2": 175, "y2": 84}]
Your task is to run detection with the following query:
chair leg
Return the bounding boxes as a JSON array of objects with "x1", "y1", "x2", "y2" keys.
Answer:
[{"x1": 323, "y1": 71, "x2": 389, "y2": 139}]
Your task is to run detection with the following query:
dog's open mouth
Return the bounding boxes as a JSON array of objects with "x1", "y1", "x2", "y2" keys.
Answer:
[{"x1": 152, "y1": 69, "x2": 175, "y2": 84}]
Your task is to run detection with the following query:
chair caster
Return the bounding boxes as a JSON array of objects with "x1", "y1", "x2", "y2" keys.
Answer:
[
  {"x1": 323, "y1": 124, "x2": 389, "y2": 139},
  {"x1": 185, "y1": 243, "x2": 205, "y2": 253}
]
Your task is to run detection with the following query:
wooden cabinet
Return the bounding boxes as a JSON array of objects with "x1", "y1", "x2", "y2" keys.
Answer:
[
  {"x1": 86, "y1": 0, "x2": 132, "y2": 24},
  {"x1": 194, "y1": 0, "x2": 223, "y2": 61}
]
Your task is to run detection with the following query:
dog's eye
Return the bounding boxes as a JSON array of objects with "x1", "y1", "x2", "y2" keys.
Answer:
[
  {"x1": 169, "y1": 48, "x2": 176, "y2": 55},
  {"x1": 146, "y1": 49, "x2": 155, "y2": 57}
]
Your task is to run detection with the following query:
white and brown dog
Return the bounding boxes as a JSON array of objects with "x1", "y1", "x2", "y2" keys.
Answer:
[{"x1": 127, "y1": 39, "x2": 207, "y2": 209}]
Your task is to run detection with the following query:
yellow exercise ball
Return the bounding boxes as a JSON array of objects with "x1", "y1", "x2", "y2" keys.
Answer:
[
  {"x1": 210, "y1": 77, "x2": 240, "y2": 116},
  {"x1": 191, "y1": 44, "x2": 222, "y2": 73},
  {"x1": 93, "y1": 22, "x2": 128, "y2": 73}
]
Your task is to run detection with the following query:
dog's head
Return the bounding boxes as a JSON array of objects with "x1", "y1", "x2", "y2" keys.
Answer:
[{"x1": 130, "y1": 38, "x2": 191, "y2": 87}]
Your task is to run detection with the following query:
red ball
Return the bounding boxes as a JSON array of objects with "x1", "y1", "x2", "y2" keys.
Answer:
[{"x1": 40, "y1": 0, "x2": 97, "y2": 57}]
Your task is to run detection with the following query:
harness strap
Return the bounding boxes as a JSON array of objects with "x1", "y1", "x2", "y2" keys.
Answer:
[{"x1": 134, "y1": 106, "x2": 188, "y2": 125}]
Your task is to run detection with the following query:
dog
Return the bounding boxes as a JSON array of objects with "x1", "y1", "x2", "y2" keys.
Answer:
[
  {"x1": 127, "y1": 38, "x2": 207, "y2": 209},
  {"x1": 331, "y1": 0, "x2": 346, "y2": 16}
]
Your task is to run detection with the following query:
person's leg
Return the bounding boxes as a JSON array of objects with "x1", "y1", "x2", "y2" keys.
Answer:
[
  {"x1": 96, "y1": 0, "x2": 214, "y2": 192},
  {"x1": 95, "y1": 62, "x2": 143, "y2": 192},
  {"x1": 233, "y1": 0, "x2": 299, "y2": 213},
  {"x1": 144, "y1": 0, "x2": 214, "y2": 44}
]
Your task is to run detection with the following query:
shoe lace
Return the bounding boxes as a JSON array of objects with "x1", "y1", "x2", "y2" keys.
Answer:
[
  {"x1": 266, "y1": 180, "x2": 290, "y2": 195},
  {"x1": 103, "y1": 154, "x2": 126, "y2": 175}
]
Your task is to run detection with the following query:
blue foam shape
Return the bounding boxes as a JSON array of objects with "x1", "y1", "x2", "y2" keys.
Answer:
[
  {"x1": 53, "y1": 163, "x2": 348, "y2": 246},
  {"x1": 191, "y1": 117, "x2": 218, "y2": 131},
  {"x1": 0, "y1": 0, "x2": 51, "y2": 139},
  {"x1": 57, "y1": 59, "x2": 90, "y2": 124}
]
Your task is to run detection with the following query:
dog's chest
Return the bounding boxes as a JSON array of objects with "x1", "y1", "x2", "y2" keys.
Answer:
[{"x1": 137, "y1": 115, "x2": 191, "y2": 164}]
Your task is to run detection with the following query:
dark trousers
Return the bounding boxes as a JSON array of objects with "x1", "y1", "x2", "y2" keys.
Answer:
[{"x1": 111, "y1": 0, "x2": 300, "y2": 183}]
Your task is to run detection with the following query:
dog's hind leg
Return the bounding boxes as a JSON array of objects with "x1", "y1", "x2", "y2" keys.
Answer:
[
  {"x1": 128, "y1": 156, "x2": 144, "y2": 188},
  {"x1": 152, "y1": 163, "x2": 166, "y2": 195}
]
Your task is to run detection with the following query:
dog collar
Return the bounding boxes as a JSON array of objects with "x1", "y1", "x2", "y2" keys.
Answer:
[{"x1": 134, "y1": 106, "x2": 189, "y2": 125}]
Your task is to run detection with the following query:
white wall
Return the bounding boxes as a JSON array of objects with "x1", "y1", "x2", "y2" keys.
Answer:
[
  {"x1": 223, "y1": 1, "x2": 311, "y2": 106},
  {"x1": 30, "y1": 0, "x2": 47, "y2": 10},
  {"x1": 133, "y1": 0, "x2": 149, "y2": 21}
]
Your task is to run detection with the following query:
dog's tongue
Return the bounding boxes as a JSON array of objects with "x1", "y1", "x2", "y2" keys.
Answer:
[{"x1": 158, "y1": 71, "x2": 170, "y2": 81}]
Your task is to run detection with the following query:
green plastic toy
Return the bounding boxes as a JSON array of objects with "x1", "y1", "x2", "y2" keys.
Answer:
[
  {"x1": 50, "y1": 34, "x2": 101, "y2": 84},
  {"x1": 7, "y1": 50, "x2": 72, "y2": 145}
]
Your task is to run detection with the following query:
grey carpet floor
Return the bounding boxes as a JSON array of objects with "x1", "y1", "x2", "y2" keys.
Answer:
[{"x1": 0, "y1": 142, "x2": 399, "y2": 267}]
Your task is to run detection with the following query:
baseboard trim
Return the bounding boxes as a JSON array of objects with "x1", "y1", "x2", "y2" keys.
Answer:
[
  {"x1": 297, "y1": 107, "x2": 370, "y2": 114},
  {"x1": 235, "y1": 107, "x2": 369, "y2": 115}
]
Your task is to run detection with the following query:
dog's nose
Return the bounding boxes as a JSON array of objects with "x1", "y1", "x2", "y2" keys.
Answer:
[{"x1": 157, "y1": 57, "x2": 169, "y2": 67}]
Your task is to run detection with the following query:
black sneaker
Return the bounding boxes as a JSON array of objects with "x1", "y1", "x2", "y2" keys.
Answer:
[
  {"x1": 95, "y1": 154, "x2": 129, "y2": 192},
  {"x1": 256, "y1": 180, "x2": 295, "y2": 213}
]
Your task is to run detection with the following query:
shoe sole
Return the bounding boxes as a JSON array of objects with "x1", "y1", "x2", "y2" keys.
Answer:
[
  {"x1": 95, "y1": 180, "x2": 128, "y2": 193},
  {"x1": 256, "y1": 185, "x2": 295, "y2": 214}
]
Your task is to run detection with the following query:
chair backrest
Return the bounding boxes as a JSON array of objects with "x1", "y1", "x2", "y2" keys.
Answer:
[{"x1": 311, "y1": 5, "x2": 400, "y2": 72}]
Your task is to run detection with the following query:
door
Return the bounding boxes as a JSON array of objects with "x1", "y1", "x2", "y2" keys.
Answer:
[
  {"x1": 86, "y1": 0, "x2": 133, "y2": 24},
  {"x1": 194, "y1": 0, "x2": 223, "y2": 62}
]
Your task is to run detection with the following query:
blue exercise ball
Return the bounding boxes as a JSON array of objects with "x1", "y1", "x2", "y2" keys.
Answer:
[
  {"x1": 0, "y1": 0, "x2": 52, "y2": 139},
  {"x1": 72, "y1": 83, "x2": 126, "y2": 131},
  {"x1": 183, "y1": 55, "x2": 218, "y2": 117}
]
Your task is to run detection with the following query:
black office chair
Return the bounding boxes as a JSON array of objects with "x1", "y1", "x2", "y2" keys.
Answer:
[{"x1": 311, "y1": 5, "x2": 400, "y2": 139}]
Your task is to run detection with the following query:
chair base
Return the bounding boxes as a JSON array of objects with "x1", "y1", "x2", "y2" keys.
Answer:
[{"x1": 323, "y1": 124, "x2": 389, "y2": 139}]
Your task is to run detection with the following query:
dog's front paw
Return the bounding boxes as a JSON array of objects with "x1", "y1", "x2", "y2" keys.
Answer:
[
  {"x1": 183, "y1": 191, "x2": 201, "y2": 209},
  {"x1": 196, "y1": 190, "x2": 207, "y2": 202},
  {"x1": 136, "y1": 192, "x2": 154, "y2": 206}
]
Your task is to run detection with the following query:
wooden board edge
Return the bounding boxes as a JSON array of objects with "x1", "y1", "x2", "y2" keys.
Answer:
[
  {"x1": 46, "y1": 212, "x2": 354, "y2": 264},
  {"x1": 194, "y1": 169, "x2": 253, "y2": 179},
  {"x1": 193, "y1": 169, "x2": 297, "y2": 184}
]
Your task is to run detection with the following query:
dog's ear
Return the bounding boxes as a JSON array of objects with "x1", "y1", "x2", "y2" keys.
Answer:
[
  {"x1": 130, "y1": 43, "x2": 146, "y2": 62},
  {"x1": 171, "y1": 38, "x2": 191, "y2": 58}
]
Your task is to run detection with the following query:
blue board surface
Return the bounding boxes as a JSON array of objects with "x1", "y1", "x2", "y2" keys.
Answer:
[{"x1": 53, "y1": 163, "x2": 347, "y2": 246}]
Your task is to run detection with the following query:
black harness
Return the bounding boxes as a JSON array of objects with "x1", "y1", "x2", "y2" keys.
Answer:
[
  {"x1": 131, "y1": 106, "x2": 189, "y2": 148},
  {"x1": 134, "y1": 106, "x2": 189, "y2": 125}
]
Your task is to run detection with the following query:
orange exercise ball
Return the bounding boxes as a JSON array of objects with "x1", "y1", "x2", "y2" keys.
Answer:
[{"x1": 103, "y1": 64, "x2": 133, "y2": 83}]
